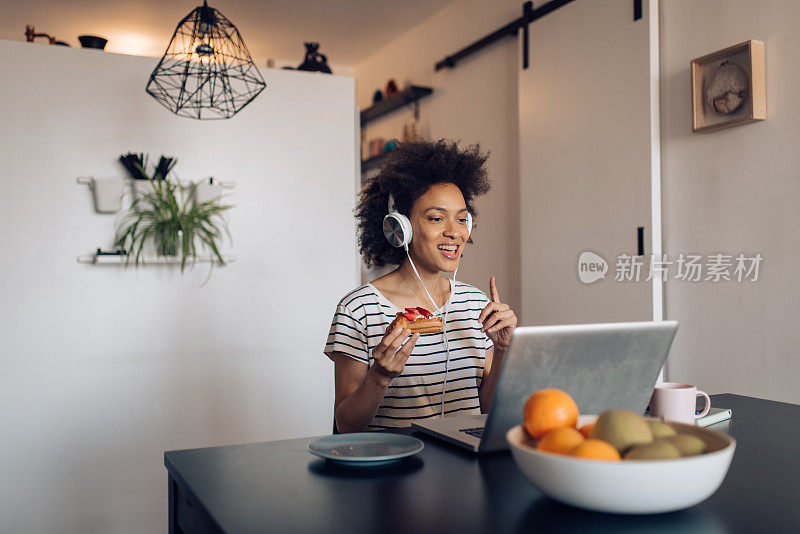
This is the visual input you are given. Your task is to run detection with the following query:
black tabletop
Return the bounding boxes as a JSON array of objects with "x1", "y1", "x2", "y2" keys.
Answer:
[{"x1": 164, "y1": 394, "x2": 800, "y2": 533}]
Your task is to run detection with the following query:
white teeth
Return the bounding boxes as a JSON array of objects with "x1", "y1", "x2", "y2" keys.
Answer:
[{"x1": 438, "y1": 245, "x2": 457, "y2": 251}]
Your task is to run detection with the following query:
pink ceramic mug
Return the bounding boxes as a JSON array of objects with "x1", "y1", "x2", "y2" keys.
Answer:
[{"x1": 650, "y1": 382, "x2": 711, "y2": 424}]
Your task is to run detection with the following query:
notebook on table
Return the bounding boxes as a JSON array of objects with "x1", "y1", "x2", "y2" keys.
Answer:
[{"x1": 697, "y1": 407, "x2": 732, "y2": 427}]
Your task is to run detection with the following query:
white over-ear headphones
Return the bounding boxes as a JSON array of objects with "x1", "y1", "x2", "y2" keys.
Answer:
[
  {"x1": 382, "y1": 194, "x2": 472, "y2": 249},
  {"x1": 381, "y1": 192, "x2": 473, "y2": 418}
]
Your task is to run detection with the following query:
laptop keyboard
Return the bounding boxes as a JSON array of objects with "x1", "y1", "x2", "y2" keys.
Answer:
[{"x1": 459, "y1": 427, "x2": 485, "y2": 439}]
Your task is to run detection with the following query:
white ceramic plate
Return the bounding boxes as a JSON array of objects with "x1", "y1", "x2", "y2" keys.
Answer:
[
  {"x1": 307, "y1": 432, "x2": 424, "y2": 466},
  {"x1": 507, "y1": 415, "x2": 736, "y2": 514}
]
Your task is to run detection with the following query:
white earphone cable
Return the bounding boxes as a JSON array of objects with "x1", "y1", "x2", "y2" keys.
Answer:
[
  {"x1": 404, "y1": 246, "x2": 456, "y2": 418},
  {"x1": 404, "y1": 244, "x2": 440, "y2": 312},
  {"x1": 438, "y1": 266, "x2": 457, "y2": 418}
]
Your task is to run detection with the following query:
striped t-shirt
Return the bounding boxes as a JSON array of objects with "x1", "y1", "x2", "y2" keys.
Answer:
[{"x1": 324, "y1": 280, "x2": 493, "y2": 430}]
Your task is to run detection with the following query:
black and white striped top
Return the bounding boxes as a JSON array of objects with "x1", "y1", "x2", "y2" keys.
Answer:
[{"x1": 324, "y1": 280, "x2": 493, "y2": 430}]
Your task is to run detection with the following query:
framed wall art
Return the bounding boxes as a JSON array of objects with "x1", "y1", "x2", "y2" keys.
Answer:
[{"x1": 691, "y1": 39, "x2": 765, "y2": 133}]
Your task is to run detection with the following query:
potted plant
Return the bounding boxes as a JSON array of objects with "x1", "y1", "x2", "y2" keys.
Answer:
[{"x1": 113, "y1": 155, "x2": 232, "y2": 271}]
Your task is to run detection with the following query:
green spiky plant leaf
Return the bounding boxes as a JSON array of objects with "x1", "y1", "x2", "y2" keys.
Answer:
[{"x1": 113, "y1": 159, "x2": 231, "y2": 273}]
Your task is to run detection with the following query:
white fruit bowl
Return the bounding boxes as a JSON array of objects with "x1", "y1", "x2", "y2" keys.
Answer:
[{"x1": 506, "y1": 415, "x2": 736, "y2": 514}]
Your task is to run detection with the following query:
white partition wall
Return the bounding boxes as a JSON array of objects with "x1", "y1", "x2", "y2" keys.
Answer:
[
  {"x1": 518, "y1": 0, "x2": 654, "y2": 325},
  {"x1": 0, "y1": 40, "x2": 357, "y2": 533}
]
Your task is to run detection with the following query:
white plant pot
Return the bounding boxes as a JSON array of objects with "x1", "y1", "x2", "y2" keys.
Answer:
[
  {"x1": 193, "y1": 180, "x2": 223, "y2": 204},
  {"x1": 90, "y1": 177, "x2": 125, "y2": 213}
]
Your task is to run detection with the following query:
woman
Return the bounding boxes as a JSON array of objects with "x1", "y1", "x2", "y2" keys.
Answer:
[{"x1": 324, "y1": 139, "x2": 518, "y2": 433}]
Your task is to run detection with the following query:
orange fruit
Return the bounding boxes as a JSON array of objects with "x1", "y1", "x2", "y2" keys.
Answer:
[
  {"x1": 570, "y1": 439, "x2": 621, "y2": 461},
  {"x1": 523, "y1": 388, "x2": 580, "y2": 439},
  {"x1": 578, "y1": 422, "x2": 595, "y2": 439},
  {"x1": 536, "y1": 427, "x2": 586, "y2": 455}
]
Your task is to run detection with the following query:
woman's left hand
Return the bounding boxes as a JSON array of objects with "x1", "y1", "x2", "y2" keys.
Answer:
[{"x1": 478, "y1": 276, "x2": 518, "y2": 351}]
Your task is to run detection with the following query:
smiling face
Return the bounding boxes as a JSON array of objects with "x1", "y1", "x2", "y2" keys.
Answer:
[{"x1": 408, "y1": 183, "x2": 470, "y2": 273}]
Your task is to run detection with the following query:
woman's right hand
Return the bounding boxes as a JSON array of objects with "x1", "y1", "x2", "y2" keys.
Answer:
[{"x1": 369, "y1": 327, "x2": 420, "y2": 386}]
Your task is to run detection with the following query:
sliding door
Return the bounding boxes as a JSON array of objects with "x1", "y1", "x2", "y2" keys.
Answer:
[{"x1": 519, "y1": 0, "x2": 654, "y2": 325}]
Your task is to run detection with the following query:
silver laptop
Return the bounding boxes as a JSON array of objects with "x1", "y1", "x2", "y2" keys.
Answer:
[{"x1": 411, "y1": 321, "x2": 678, "y2": 453}]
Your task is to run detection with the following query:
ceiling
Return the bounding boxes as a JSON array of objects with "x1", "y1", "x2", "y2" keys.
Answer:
[{"x1": 0, "y1": 0, "x2": 459, "y2": 68}]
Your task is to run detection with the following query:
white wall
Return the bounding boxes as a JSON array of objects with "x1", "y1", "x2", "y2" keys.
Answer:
[
  {"x1": 0, "y1": 40, "x2": 358, "y2": 533},
  {"x1": 660, "y1": 0, "x2": 800, "y2": 403},
  {"x1": 354, "y1": 0, "x2": 522, "y2": 318}
]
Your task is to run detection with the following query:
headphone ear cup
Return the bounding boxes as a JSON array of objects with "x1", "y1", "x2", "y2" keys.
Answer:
[
  {"x1": 466, "y1": 212, "x2": 473, "y2": 238},
  {"x1": 383, "y1": 213, "x2": 412, "y2": 248},
  {"x1": 398, "y1": 213, "x2": 412, "y2": 246}
]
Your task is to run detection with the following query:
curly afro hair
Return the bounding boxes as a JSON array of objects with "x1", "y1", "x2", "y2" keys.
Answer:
[{"x1": 356, "y1": 138, "x2": 491, "y2": 268}]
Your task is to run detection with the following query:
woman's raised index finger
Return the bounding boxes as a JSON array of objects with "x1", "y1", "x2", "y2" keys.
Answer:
[{"x1": 490, "y1": 276, "x2": 501, "y2": 303}]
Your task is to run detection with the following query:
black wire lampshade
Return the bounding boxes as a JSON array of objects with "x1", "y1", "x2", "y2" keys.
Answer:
[{"x1": 146, "y1": 1, "x2": 266, "y2": 120}]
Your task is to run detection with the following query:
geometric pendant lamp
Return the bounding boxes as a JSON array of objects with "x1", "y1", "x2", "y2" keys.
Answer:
[{"x1": 146, "y1": 1, "x2": 266, "y2": 120}]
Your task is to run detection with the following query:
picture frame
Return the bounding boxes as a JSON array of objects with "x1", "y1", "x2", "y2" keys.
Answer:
[{"x1": 691, "y1": 40, "x2": 765, "y2": 133}]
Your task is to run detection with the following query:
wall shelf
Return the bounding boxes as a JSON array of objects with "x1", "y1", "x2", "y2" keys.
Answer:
[
  {"x1": 77, "y1": 253, "x2": 235, "y2": 265},
  {"x1": 360, "y1": 85, "x2": 433, "y2": 126}
]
